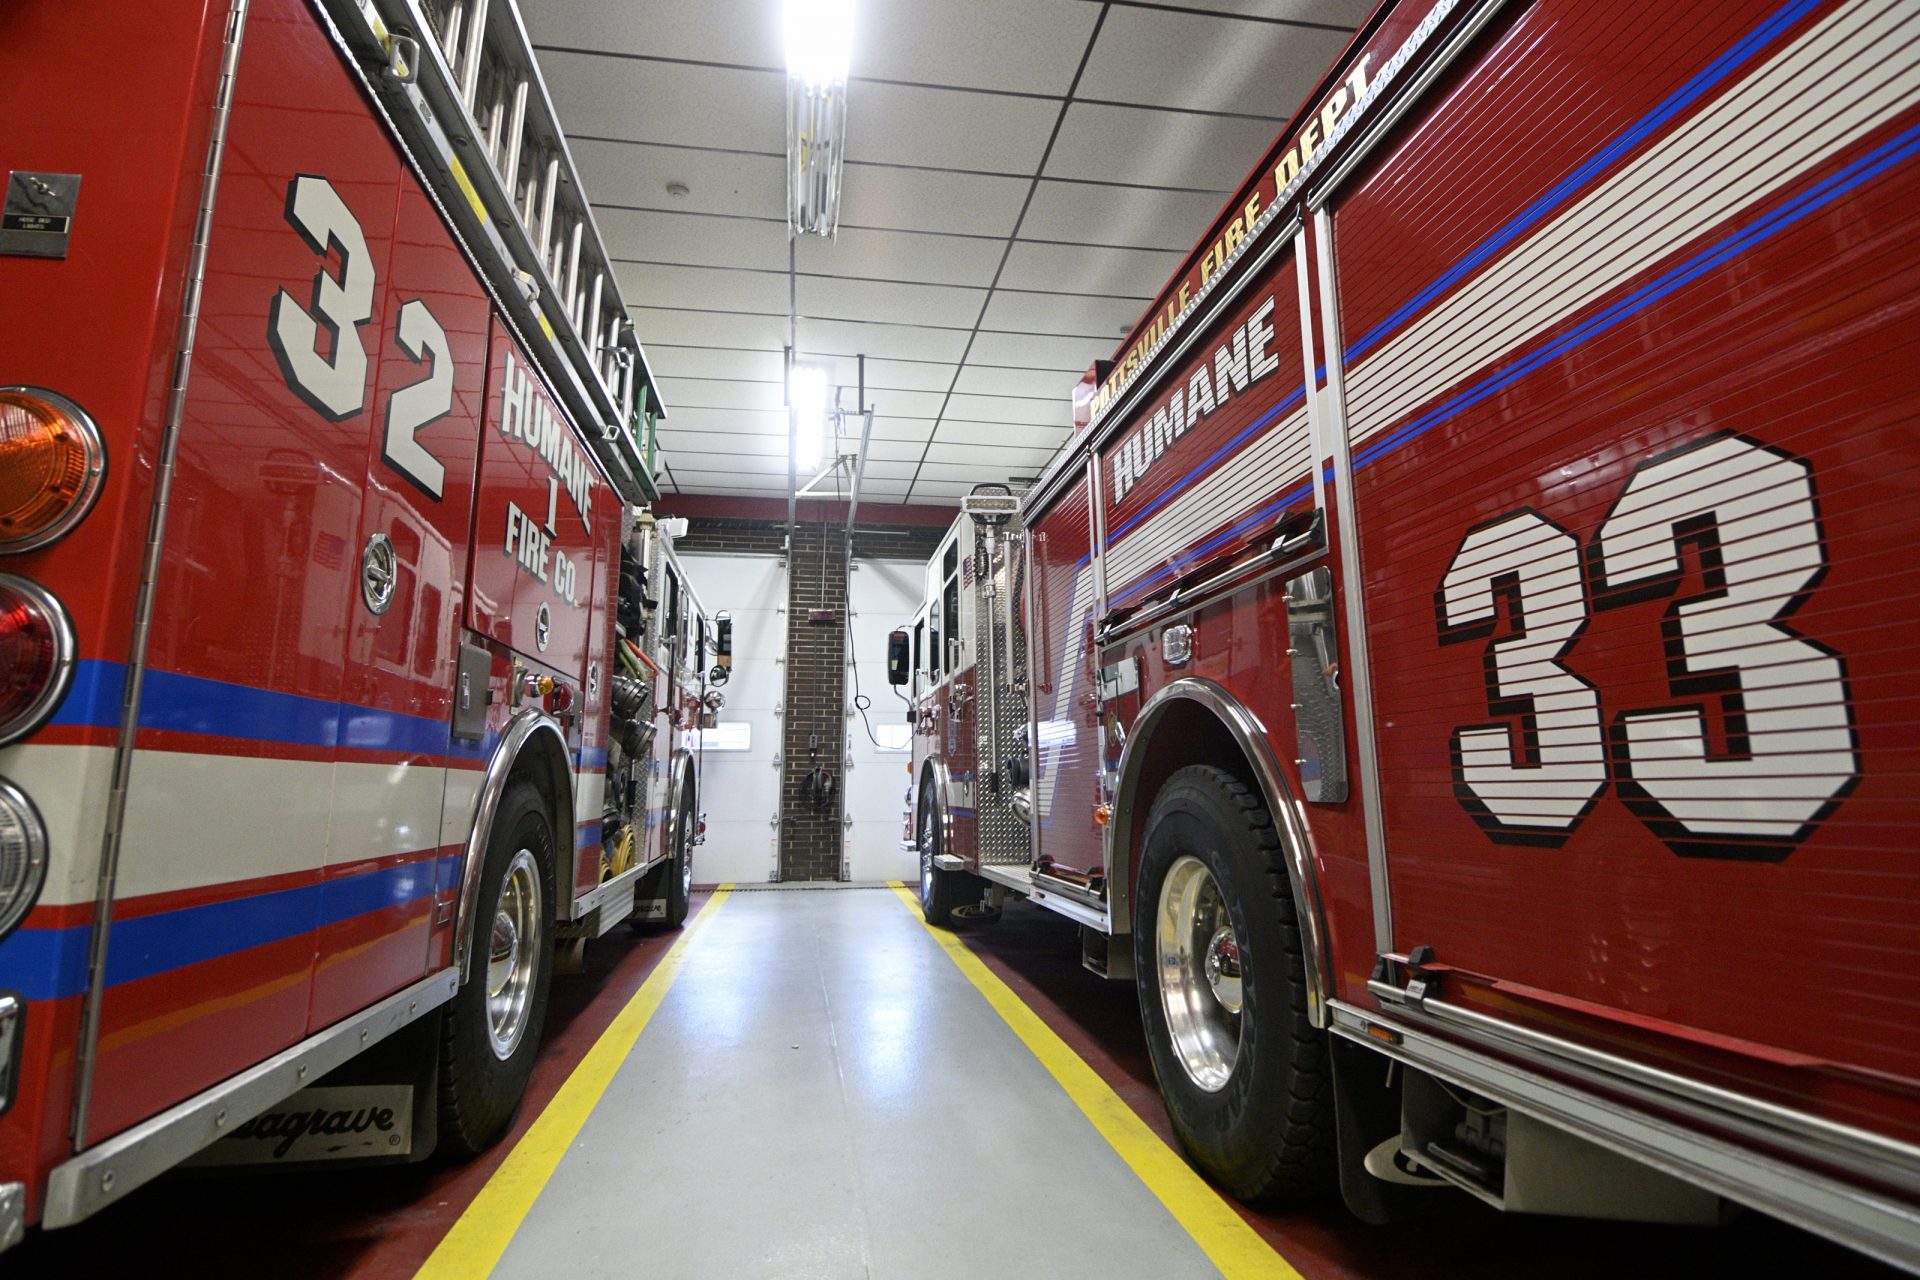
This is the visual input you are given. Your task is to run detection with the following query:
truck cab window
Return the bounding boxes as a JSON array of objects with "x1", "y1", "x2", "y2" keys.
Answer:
[
  {"x1": 942, "y1": 573, "x2": 960, "y2": 675},
  {"x1": 929, "y1": 606, "x2": 942, "y2": 683},
  {"x1": 666, "y1": 569, "x2": 682, "y2": 657}
]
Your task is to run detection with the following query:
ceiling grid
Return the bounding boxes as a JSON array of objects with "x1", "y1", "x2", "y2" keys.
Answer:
[{"x1": 524, "y1": 0, "x2": 1374, "y2": 504}]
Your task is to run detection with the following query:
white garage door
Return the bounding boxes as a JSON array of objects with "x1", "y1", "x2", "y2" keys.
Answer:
[
  {"x1": 677, "y1": 551, "x2": 784, "y2": 885},
  {"x1": 843, "y1": 557, "x2": 925, "y2": 883}
]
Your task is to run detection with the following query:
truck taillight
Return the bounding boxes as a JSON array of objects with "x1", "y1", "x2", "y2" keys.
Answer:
[
  {"x1": 0, "y1": 575, "x2": 75, "y2": 745},
  {"x1": 0, "y1": 388, "x2": 106, "y2": 553},
  {"x1": 0, "y1": 780, "x2": 46, "y2": 941}
]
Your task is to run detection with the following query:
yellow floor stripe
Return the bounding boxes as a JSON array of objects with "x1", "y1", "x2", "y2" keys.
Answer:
[
  {"x1": 416, "y1": 886, "x2": 734, "y2": 1279},
  {"x1": 886, "y1": 882, "x2": 1301, "y2": 1280}
]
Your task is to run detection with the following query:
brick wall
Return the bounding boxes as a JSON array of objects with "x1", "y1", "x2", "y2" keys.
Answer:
[
  {"x1": 672, "y1": 516, "x2": 944, "y2": 562},
  {"x1": 669, "y1": 517, "x2": 787, "y2": 557},
  {"x1": 672, "y1": 515, "x2": 945, "y2": 880}
]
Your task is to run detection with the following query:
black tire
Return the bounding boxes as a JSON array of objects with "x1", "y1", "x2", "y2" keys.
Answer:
[
  {"x1": 662, "y1": 793, "x2": 692, "y2": 928},
  {"x1": 1132, "y1": 764, "x2": 1334, "y2": 1202},
  {"x1": 439, "y1": 780, "x2": 556, "y2": 1157},
  {"x1": 632, "y1": 782, "x2": 693, "y2": 931},
  {"x1": 917, "y1": 780, "x2": 968, "y2": 926}
]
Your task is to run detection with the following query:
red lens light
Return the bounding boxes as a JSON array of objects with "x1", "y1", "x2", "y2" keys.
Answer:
[{"x1": 0, "y1": 576, "x2": 72, "y2": 743}]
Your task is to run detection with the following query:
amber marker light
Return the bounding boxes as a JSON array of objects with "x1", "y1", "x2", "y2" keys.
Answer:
[{"x1": 0, "y1": 388, "x2": 105, "y2": 554}]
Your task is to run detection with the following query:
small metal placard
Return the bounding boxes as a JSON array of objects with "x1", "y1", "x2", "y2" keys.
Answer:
[
  {"x1": 1285, "y1": 566, "x2": 1348, "y2": 803},
  {"x1": 2, "y1": 173, "x2": 81, "y2": 258},
  {"x1": 1096, "y1": 655, "x2": 1139, "y2": 702},
  {"x1": 186, "y1": 1084, "x2": 413, "y2": 1167},
  {"x1": 452, "y1": 642, "x2": 491, "y2": 740}
]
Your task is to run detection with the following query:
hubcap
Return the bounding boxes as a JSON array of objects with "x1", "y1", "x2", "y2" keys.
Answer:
[
  {"x1": 918, "y1": 801, "x2": 935, "y2": 901},
  {"x1": 486, "y1": 849, "x2": 542, "y2": 1061},
  {"x1": 1156, "y1": 855, "x2": 1242, "y2": 1092},
  {"x1": 1204, "y1": 926, "x2": 1243, "y2": 1013}
]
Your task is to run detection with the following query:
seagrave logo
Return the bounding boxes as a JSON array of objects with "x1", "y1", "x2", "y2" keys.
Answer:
[
  {"x1": 233, "y1": 1103, "x2": 401, "y2": 1159},
  {"x1": 188, "y1": 1085, "x2": 414, "y2": 1167}
]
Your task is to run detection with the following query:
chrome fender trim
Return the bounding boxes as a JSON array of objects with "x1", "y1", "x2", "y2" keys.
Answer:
[
  {"x1": 663, "y1": 747, "x2": 695, "y2": 849},
  {"x1": 1110, "y1": 677, "x2": 1332, "y2": 1028},
  {"x1": 918, "y1": 754, "x2": 958, "y2": 867},
  {"x1": 43, "y1": 966, "x2": 458, "y2": 1232},
  {"x1": 455, "y1": 708, "x2": 571, "y2": 983}
]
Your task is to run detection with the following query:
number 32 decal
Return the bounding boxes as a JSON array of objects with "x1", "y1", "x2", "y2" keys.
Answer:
[
  {"x1": 267, "y1": 173, "x2": 450, "y2": 500},
  {"x1": 1437, "y1": 432, "x2": 1858, "y2": 861}
]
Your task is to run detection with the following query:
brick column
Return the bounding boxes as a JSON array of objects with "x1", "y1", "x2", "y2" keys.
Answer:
[{"x1": 779, "y1": 518, "x2": 848, "y2": 880}]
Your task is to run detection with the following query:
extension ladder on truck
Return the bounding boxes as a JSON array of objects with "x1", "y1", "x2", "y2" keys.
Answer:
[{"x1": 325, "y1": 0, "x2": 665, "y2": 501}]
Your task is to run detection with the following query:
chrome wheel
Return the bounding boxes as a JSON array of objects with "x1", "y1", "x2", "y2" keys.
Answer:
[
  {"x1": 918, "y1": 800, "x2": 936, "y2": 902},
  {"x1": 1156, "y1": 854, "x2": 1241, "y2": 1092},
  {"x1": 486, "y1": 848, "x2": 542, "y2": 1061}
]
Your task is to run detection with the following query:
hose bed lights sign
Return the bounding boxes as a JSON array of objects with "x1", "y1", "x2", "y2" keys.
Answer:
[{"x1": 1, "y1": 172, "x2": 80, "y2": 258}]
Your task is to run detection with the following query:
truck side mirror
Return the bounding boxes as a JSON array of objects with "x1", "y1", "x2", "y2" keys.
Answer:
[
  {"x1": 887, "y1": 629, "x2": 911, "y2": 686},
  {"x1": 714, "y1": 610, "x2": 733, "y2": 671}
]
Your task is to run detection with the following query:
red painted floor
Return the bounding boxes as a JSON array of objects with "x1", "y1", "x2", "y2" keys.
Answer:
[
  {"x1": 951, "y1": 898, "x2": 1898, "y2": 1280},
  {"x1": 13, "y1": 892, "x2": 711, "y2": 1279},
  {"x1": 13, "y1": 889, "x2": 1897, "y2": 1278}
]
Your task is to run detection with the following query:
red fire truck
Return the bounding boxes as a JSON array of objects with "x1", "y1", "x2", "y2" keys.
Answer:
[
  {"x1": 0, "y1": 0, "x2": 723, "y2": 1246},
  {"x1": 894, "y1": 0, "x2": 1920, "y2": 1266}
]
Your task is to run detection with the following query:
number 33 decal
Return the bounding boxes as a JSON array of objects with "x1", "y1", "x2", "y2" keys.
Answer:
[
  {"x1": 1437, "y1": 432, "x2": 1859, "y2": 861},
  {"x1": 266, "y1": 174, "x2": 450, "y2": 500}
]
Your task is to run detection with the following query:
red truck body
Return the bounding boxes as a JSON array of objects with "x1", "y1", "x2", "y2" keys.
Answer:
[
  {"x1": 0, "y1": 0, "x2": 709, "y2": 1244},
  {"x1": 907, "y1": 0, "x2": 1920, "y2": 1264}
]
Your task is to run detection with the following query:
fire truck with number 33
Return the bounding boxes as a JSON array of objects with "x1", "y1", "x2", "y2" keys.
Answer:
[
  {"x1": 0, "y1": 0, "x2": 726, "y2": 1248},
  {"x1": 892, "y1": 0, "x2": 1920, "y2": 1267}
]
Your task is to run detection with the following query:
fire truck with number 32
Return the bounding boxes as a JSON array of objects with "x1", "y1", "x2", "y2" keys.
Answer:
[
  {"x1": 0, "y1": 0, "x2": 727, "y2": 1248},
  {"x1": 892, "y1": 0, "x2": 1920, "y2": 1267}
]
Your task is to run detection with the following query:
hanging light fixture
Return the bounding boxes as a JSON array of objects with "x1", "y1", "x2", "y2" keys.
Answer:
[
  {"x1": 789, "y1": 362, "x2": 830, "y2": 470},
  {"x1": 784, "y1": 0, "x2": 852, "y2": 237}
]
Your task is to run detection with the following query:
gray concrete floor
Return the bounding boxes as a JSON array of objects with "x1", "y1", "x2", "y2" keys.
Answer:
[{"x1": 493, "y1": 887, "x2": 1222, "y2": 1279}]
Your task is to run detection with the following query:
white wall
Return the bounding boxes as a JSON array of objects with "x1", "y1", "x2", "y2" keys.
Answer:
[
  {"x1": 677, "y1": 551, "x2": 785, "y2": 885},
  {"x1": 843, "y1": 557, "x2": 925, "y2": 883}
]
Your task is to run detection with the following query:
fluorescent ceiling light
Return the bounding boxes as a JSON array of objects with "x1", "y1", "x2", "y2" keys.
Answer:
[
  {"x1": 784, "y1": 0, "x2": 851, "y2": 237},
  {"x1": 790, "y1": 363, "x2": 830, "y2": 470},
  {"x1": 784, "y1": 0, "x2": 852, "y2": 90}
]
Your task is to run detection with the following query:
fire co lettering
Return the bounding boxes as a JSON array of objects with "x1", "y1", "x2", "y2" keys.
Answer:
[
  {"x1": 1091, "y1": 54, "x2": 1373, "y2": 425},
  {"x1": 1109, "y1": 295, "x2": 1282, "y2": 505},
  {"x1": 503, "y1": 498, "x2": 582, "y2": 605}
]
